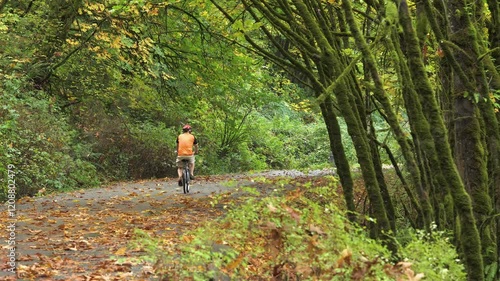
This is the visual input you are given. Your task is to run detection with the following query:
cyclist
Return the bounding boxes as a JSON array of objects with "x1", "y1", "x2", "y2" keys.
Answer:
[{"x1": 176, "y1": 124, "x2": 198, "y2": 186}]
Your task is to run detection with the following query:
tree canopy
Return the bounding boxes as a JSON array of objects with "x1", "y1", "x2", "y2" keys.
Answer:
[{"x1": 1, "y1": 0, "x2": 499, "y2": 280}]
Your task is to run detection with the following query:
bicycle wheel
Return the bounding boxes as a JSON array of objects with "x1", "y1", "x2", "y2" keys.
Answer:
[{"x1": 183, "y1": 166, "x2": 190, "y2": 194}]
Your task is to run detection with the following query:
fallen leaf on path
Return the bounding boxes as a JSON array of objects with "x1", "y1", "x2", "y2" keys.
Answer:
[{"x1": 114, "y1": 247, "x2": 127, "y2": 256}]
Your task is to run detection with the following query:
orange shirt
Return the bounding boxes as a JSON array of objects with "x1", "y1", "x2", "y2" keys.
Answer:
[{"x1": 177, "y1": 133, "x2": 197, "y2": 156}]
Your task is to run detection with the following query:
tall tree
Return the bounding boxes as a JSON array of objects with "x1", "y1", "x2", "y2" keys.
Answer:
[
  {"x1": 208, "y1": 0, "x2": 499, "y2": 278},
  {"x1": 209, "y1": 0, "x2": 422, "y2": 249}
]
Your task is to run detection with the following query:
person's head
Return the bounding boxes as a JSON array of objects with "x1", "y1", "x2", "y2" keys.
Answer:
[{"x1": 182, "y1": 124, "x2": 192, "y2": 133}]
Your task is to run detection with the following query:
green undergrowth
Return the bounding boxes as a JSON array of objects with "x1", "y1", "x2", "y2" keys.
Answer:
[
  {"x1": 0, "y1": 86, "x2": 100, "y2": 200},
  {"x1": 133, "y1": 180, "x2": 466, "y2": 280}
]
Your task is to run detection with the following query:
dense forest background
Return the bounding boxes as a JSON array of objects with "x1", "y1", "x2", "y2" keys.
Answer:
[
  {"x1": 1, "y1": 0, "x2": 499, "y2": 280},
  {"x1": 0, "y1": 0, "x2": 351, "y2": 196}
]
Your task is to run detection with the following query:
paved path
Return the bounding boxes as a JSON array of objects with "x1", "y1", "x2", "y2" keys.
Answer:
[
  {"x1": 1, "y1": 176, "x2": 242, "y2": 280},
  {"x1": 1, "y1": 169, "x2": 335, "y2": 280}
]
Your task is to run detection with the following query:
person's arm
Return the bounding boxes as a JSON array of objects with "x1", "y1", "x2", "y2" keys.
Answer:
[
  {"x1": 193, "y1": 137, "x2": 199, "y2": 154},
  {"x1": 176, "y1": 137, "x2": 179, "y2": 155}
]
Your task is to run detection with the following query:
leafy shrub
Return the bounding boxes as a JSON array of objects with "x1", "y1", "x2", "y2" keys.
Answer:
[
  {"x1": 72, "y1": 98, "x2": 179, "y2": 180},
  {"x1": 247, "y1": 106, "x2": 343, "y2": 170},
  {"x1": 398, "y1": 224, "x2": 466, "y2": 280},
  {"x1": 128, "y1": 121, "x2": 179, "y2": 179},
  {"x1": 135, "y1": 182, "x2": 465, "y2": 280},
  {"x1": 0, "y1": 81, "x2": 100, "y2": 200}
]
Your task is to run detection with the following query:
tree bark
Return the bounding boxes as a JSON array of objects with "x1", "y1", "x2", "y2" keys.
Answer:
[
  {"x1": 407, "y1": 0, "x2": 486, "y2": 278},
  {"x1": 338, "y1": 0, "x2": 393, "y2": 248},
  {"x1": 319, "y1": 97, "x2": 357, "y2": 222}
]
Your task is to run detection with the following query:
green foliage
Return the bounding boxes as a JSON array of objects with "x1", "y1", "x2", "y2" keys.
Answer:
[
  {"x1": 0, "y1": 80, "x2": 100, "y2": 200},
  {"x1": 2, "y1": 0, "x2": 353, "y2": 185},
  {"x1": 248, "y1": 106, "x2": 332, "y2": 170},
  {"x1": 489, "y1": 89, "x2": 500, "y2": 111},
  {"x1": 79, "y1": 105, "x2": 177, "y2": 180},
  {"x1": 128, "y1": 121, "x2": 178, "y2": 178},
  {"x1": 129, "y1": 229, "x2": 160, "y2": 264},
  {"x1": 0, "y1": 4, "x2": 43, "y2": 78},
  {"x1": 135, "y1": 183, "x2": 465, "y2": 280},
  {"x1": 197, "y1": 100, "x2": 349, "y2": 175},
  {"x1": 384, "y1": 1, "x2": 399, "y2": 27},
  {"x1": 398, "y1": 224, "x2": 467, "y2": 280}
]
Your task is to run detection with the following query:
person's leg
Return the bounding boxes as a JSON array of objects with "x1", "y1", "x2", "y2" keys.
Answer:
[
  {"x1": 177, "y1": 167, "x2": 182, "y2": 180},
  {"x1": 189, "y1": 156, "x2": 195, "y2": 178},
  {"x1": 189, "y1": 163, "x2": 195, "y2": 176},
  {"x1": 176, "y1": 157, "x2": 183, "y2": 185}
]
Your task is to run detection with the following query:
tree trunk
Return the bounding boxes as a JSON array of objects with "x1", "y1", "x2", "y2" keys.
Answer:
[
  {"x1": 319, "y1": 96, "x2": 357, "y2": 222},
  {"x1": 486, "y1": 0, "x2": 500, "y2": 65},
  {"x1": 338, "y1": 0, "x2": 393, "y2": 249},
  {"x1": 409, "y1": 0, "x2": 486, "y2": 278}
]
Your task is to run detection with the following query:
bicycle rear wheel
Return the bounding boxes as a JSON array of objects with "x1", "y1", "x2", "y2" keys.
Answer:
[{"x1": 182, "y1": 166, "x2": 190, "y2": 194}]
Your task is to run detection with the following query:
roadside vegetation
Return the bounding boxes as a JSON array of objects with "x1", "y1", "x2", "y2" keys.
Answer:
[
  {"x1": 1, "y1": 0, "x2": 499, "y2": 280},
  {"x1": 134, "y1": 175, "x2": 466, "y2": 280}
]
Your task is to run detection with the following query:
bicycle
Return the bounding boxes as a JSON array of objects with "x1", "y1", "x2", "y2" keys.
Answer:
[{"x1": 181, "y1": 159, "x2": 190, "y2": 194}]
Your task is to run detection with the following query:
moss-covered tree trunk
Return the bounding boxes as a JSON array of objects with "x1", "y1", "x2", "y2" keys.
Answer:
[
  {"x1": 219, "y1": 0, "x2": 363, "y2": 225},
  {"x1": 319, "y1": 96, "x2": 357, "y2": 222},
  {"x1": 430, "y1": 0, "x2": 499, "y2": 277},
  {"x1": 211, "y1": 0, "x2": 498, "y2": 275},
  {"x1": 481, "y1": 0, "x2": 500, "y2": 270},
  {"x1": 396, "y1": 0, "x2": 458, "y2": 233},
  {"x1": 330, "y1": 0, "x2": 390, "y2": 242},
  {"x1": 341, "y1": 0, "x2": 435, "y2": 232},
  {"x1": 367, "y1": 116, "x2": 397, "y2": 233},
  {"x1": 472, "y1": 1, "x2": 500, "y2": 274},
  {"x1": 331, "y1": 84, "x2": 392, "y2": 238},
  {"x1": 486, "y1": 0, "x2": 500, "y2": 65},
  {"x1": 234, "y1": 0, "x2": 395, "y2": 242},
  {"x1": 297, "y1": 0, "x2": 394, "y2": 239},
  {"x1": 406, "y1": 0, "x2": 487, "y2": 278},
  {"x1": 388, "y1": 30, "x2": 442, "y2": 230}
]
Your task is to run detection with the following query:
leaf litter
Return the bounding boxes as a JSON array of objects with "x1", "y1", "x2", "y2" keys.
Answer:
[
  {"x1": 0, "y1": 175, "x2": 246, "y2": 280},
  {"x1": 1, "y1": 170, "x2": 343, "y2": 280}
]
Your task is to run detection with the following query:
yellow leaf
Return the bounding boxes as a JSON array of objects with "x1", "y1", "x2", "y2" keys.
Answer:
[
  {"x1": 110, "y1": 36, "x2": 122, "y2": 49},
  {"x1": 150, "y1": 8, "x2": 159, "y2": 16},
  {"x1": 336, "y1": 248, "x2": 352, "y2": 268},
  {"x1": 115, "y1": 247, "x2": 127, "y2": 256},
  {"x1": 66, "y1": 38, "x2": 80, "y2": 46},
  {"x1": 225, "y1": 253, "x2": 245, "y2": 271},
  {"x1": 182, "y1": 235, "x2": 194, "y2": 243}
]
